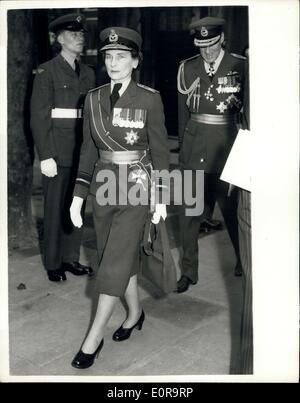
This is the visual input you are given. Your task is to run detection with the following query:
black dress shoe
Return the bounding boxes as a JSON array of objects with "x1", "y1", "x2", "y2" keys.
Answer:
[
  {"x1": 176, "y1": 275, "x2": 197, "y2": 293},
  {"x1": 112, "y1": 311, "x2": 145, "y2": 342},
  {"x1": 71, "y1": 339, "x2": 104, "y2": 369},
  {"x1": 47, "y1": 268, "x2": 67, "y2": 282},
  {"x1": 61, "y1": 261, "x2": 93, "y2": 276},
  {"x1": 199, "y1": 219, "x2": 223, "y2": 233},
  {"x1": 234, "y1": 261, "x2": 243, "y2": 277}
]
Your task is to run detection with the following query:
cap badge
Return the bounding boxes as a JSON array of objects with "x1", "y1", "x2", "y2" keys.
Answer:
[
  {"x1": 109, "y1": 29, "x2": 118, "y2": 43},
  {"x1": 201, "y1": 26, "x2": 208, "y2": 37},
  {"x1": 76, "y1": 15, "x2": 82, "y2": 23}
]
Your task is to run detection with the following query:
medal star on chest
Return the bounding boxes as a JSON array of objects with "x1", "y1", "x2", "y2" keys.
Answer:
[
  {"x1": 124, "y1": 129, "x2": 139, "y2": 145},
  {"x1": 216, "y1": 101, "x2": 228, "y2": 113}
]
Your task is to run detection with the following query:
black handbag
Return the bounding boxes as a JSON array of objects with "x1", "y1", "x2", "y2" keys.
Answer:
[{"x1": 141, "y1": 217, "x2": 177, "y2": 294}]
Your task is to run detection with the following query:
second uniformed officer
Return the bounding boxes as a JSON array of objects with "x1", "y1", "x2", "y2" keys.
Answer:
[
  {"x1": 30, "y1": 13, "x2": 96, "y2": 282},
  {"x1": 177, "y1": 16, "x2": 247, "y2": 292}
]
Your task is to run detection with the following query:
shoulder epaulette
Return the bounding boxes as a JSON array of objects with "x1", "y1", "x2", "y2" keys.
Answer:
[
  {"x1": 88, "y1": 83, "x2": 109, "y2": 93},
  {"x1": 33, "y1": 67, "x2": 45, "y2": 75},
  {"x1": 137, "y1": 83, "x2": 158, "y2": 93},
  {"x1": 179, "y1": 54, "x2": 199, "y2": 65},
  {"x1": 230, "y1": 53, "x2": 247, "y2": 60}
]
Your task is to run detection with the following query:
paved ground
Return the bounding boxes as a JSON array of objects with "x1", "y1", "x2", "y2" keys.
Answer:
[{"x1": 7, "y1": 145, "x2": 244, "y2": 379}]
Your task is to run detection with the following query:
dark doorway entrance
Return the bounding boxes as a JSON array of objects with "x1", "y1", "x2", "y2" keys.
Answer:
[{"x1": 154, "y1": 30, "x2": 196, "y2": 136}]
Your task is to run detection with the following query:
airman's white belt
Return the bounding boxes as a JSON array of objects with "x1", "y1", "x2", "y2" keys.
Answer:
[
  {"x1": 51, "y1": 108, "x2": 83, "y2": 118},
  {"x1": 191, "y1": 113, "x2": 238, "y2": 125}
]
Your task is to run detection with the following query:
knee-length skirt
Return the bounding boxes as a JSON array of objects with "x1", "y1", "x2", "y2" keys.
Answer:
[{"x1": 92, "y1": 196, "x2": 149, "y2": 297}]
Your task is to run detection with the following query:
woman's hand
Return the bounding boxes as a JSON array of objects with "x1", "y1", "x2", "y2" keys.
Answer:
[
  {"x1": 70, "y1": 196, "x2": 84, "y2": 228},
  {"x1": 151, "y1": 203, "x2": 167, "y2": 224}
]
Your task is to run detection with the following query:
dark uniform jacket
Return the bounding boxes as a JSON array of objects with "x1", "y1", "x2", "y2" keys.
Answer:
[
  {"x1": 178, "y1": 51, "x2": 246, "y2": 173},
  {"x1": 73, "y1": 79, "x2": 170, "y2": 200},
  {"x1": 241, "y1": 58, "x2": 250, "y2": 131},
  {"x1": 30, "y1": 54, "x2": 95, "y2": 167}
]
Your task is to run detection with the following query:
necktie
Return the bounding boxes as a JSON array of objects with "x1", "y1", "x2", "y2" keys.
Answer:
[
  {"x1": 74, "y1": 59, "x2": 80, "y2": 77},
  {"x1": 208, "y1": 62, "x2": 215, "y2": 78},
  {"x1": 110, "y1": 83, "x2": 122, "y2": 111}
]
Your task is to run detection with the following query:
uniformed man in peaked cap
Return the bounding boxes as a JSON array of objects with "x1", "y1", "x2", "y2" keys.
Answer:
[
  {"x1": 190, "y1": 16, "x2": 225, "y2": 235},
  {"x1": 177, "y1": 16, "x2": 248, "y2": 292},
  {"x1": 30, "y1": 13, "x2": 95, "y2": 282}
]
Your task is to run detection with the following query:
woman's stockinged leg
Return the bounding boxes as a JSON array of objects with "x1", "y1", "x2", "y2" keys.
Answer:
[
  {"x1": 81, "y1": 293, "x2": 118, "y2": 354},
  {"x1": 122, "y1": 274, "x2": 142, "y2": 328}
]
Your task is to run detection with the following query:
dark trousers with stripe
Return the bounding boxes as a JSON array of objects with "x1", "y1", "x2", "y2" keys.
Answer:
[
  {"x1": 237, "y1": 188, "x2": 253, "y2": 374},
  {"x1": 181, "y1": 172, "x2": 240, "y2": 283},
  {"x1": 42, "y1": 166, "x2": 84, "y2": 271}
]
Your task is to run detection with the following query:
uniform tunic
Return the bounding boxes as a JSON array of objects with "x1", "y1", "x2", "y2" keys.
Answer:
[
  {"x1": 73, "y1": 80, "x2": 169, "y2": 296},
  {"x1": 177, "y1": 51, "x2": 247, "y2": 283},
  {"x1": 31, "y1": 54, "x2": 95, "y2": 167},
  {"x1": 30, "y1": 54, "x2": 95, "y2": 270},
  {"x1": 178, "y1": 51, "x2": 246, "y2": 172}
]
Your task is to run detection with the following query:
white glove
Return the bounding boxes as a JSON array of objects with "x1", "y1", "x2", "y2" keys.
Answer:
[
  {"x1": 40, "y1": 158, "x2": 57, "y2": 177},
  {"x1": 151, "y1": 203, "x2": 167, "y2": 224},
  {"x1": 70, "y1": 196, "x2": 84, "y2": 228}
]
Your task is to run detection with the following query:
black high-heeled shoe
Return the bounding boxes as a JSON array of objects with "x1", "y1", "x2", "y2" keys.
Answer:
[
  {"x1": 112, "y1": 310, "x2": 145, "y2": 342},
  {"x1": 71, "y1": 339, "x2": 104, "y2": 369}
]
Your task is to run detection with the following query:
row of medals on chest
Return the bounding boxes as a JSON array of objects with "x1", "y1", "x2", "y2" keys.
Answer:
[
  {"x1": 203, "y1": 76, "x2": 241, "y2": 102},
  {"x1": 112, "y1": 107, "x2": 146, "y2": 129}
]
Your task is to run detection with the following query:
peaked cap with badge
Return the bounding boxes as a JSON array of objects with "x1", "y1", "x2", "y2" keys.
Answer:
[
  {"x1": 48, "y1": 13, "x2": 87, "y2": 33},
  {"x1": 99, "y1": 27, "x2": 142, "y2": 52},
  {"x1": 189, "y1": 16, "x2": 225, "y2": 48}
]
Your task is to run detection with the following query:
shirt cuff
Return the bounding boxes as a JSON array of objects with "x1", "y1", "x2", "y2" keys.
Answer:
[
  {"x1": 73, "y1": 173, "x2": 92, "y2": 200},
  {"x1": 73, "y1": 182, "x2": 90, "y2": 200}
]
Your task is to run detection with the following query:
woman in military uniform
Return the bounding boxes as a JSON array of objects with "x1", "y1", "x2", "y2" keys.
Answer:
[{"x1": 69, "y1": 27, "x2": 169, "y2": 369}]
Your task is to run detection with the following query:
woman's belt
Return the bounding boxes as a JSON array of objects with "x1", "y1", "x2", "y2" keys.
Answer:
[
  {"x1": 190, "y1": 113, "x2": 238, "y2": 125},
  {"x1": 99, "y1": 150, "x2": 148, "y2": 165}
]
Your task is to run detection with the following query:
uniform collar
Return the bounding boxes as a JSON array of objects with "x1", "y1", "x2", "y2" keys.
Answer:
[
  {"x1": 110, "y1": 76, "x2": 131, "y2": 97},
  {"x1": 61, "y1": 50, "x2": 78, "y2": 70},
  {"x1": 203, "y1": 48, "x2": 225, "y2": 74},
  {"x1": 100, "y1": 79, "x2": 137, "y2": 116}
]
